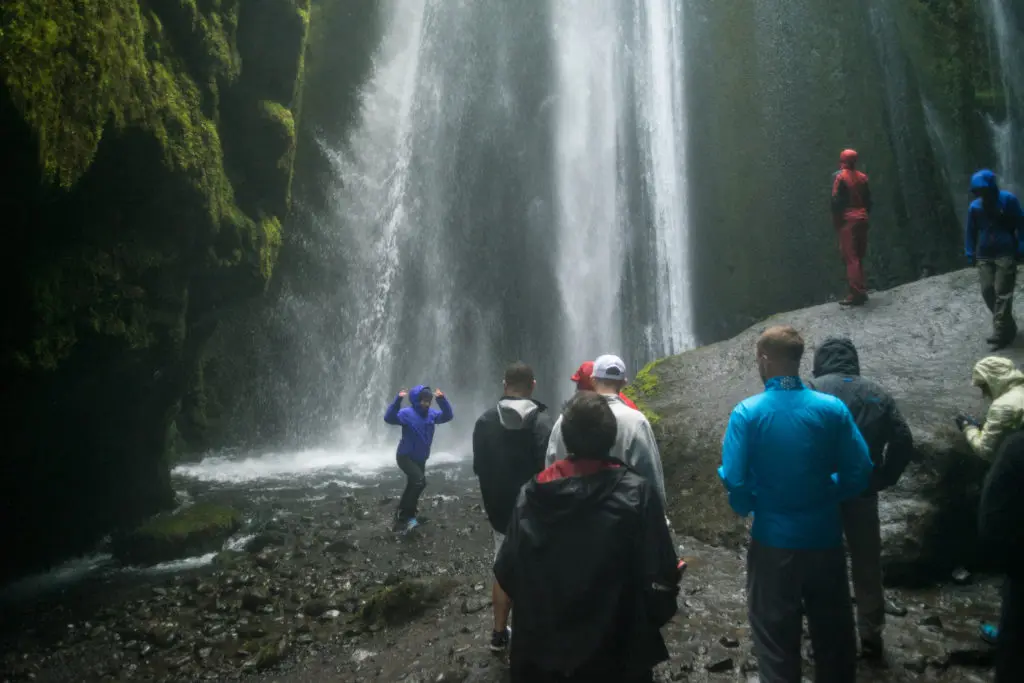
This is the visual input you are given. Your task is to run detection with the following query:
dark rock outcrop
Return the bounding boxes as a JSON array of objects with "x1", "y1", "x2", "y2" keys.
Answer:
[
  {"x1": 633, "y1": 269, "x2": 1015, "y2": 585},
  {"x1": 359, "y1": 578, "x2": 458, "y2": 628},
  {"x1": 112, "y1": 503, "x2": 241, "y2": 566},
  {"x1": 0, "y1": 0, "x2": 309, "y2": 581}
]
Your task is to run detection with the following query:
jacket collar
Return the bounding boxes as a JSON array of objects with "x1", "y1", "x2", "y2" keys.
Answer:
[{"x1": 764, "y1": 376, "x2": 804, "y2": 391}]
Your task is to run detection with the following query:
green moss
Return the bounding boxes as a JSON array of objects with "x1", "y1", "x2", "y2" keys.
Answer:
[
  {"x1": 260, "y1": 216, "x2": 283, "y2": 281},
  {"x1": 1, "y1": 0, "x2": 303, "y2": 370},
  {"x1": 112, "y1": 502, "x2": 242, "y2": 565},
  {"x1": 134, "y1": 502, "x2": 239, "y2": 539},
  {"x1": 360, "y1": 578, "x2": 458, "y2": 627},
  {"x1": 260, "y1": 99, "x2": 296, "y2": 146},
  {"x1": 624, "y1": 357, "x2": 665, "y2": 425}
]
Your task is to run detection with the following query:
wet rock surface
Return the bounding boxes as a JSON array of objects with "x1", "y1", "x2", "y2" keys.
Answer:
[
  {"x1": 112, "y1": 504, "x2": 243, "y2": 566},
  {"x1": 641, "y1": 269, "x2": 1022, "y2": 585},
  {"x1": 0, "y1": 458, "x2": 1004, "y2": 682}
]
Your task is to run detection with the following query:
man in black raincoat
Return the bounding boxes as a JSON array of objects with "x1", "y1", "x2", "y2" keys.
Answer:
[
  {"x1": 808, "y1": 337, "x2": 914, "y2": 660},
  {"x1": 495, "y1": 391, "x2": 681, "y2": 682}
]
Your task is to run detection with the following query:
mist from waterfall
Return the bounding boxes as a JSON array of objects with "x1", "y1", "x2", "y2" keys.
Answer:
[{"x1": 273, "y1": 0, "x2": 694, "y2": 453}]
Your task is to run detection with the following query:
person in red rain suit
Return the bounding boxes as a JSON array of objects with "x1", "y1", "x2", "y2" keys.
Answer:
[{"x1": 831, "y1": 149, "x2": 873, "y2": 306}]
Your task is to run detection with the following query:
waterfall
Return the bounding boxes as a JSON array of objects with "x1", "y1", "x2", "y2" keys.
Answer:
[
  {"x1": 550, "y1": 0, "x2": 693, "y2": 376},
  {"x1": 261, "y1": 0, "x2": 694, "y2": 450},
  {"x1": 983, "y1": 0, "x2": 1024, "y2": 189}
]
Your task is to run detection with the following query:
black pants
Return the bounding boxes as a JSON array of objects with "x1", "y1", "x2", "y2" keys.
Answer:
[
  {"x1": 512, "y1": 661, "x2": 652, "y2": 683},
  {"x1": 998, "y1": 577, "x2": 1024, "y2": 682},
  {"x1": 396, "y1": 455, "x2": 426, "y2": 520},
  {"x1": 747, "y1": 539, "x2": 857, "y2": 683}
]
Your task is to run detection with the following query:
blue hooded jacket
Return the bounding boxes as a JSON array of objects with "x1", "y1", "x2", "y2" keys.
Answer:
[
  {"x1": 965, "y1": 169, "x2": 1024, "y2": 261},
  {"x1": 718, "y1": 376, "x2": 872, "y2": 549},
  {"x1": 383, "y1": 385, "x2": 454, "y2": 463}
]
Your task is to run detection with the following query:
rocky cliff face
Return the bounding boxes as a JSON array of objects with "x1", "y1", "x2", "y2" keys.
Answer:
[
  {"x1": 685, "y1": 0, "x2": 1008, "y2": 342},
  {"x1": 630, "y1": 269, "x2": 1013, "y2": 585},
  {"x1": 0, "y1": 0, "x2": 309, "y2": 581}
]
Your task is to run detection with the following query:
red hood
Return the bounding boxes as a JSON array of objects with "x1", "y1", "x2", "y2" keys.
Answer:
[{"x1": 839, "y1": 149, "x2": 858, "y2": 170}]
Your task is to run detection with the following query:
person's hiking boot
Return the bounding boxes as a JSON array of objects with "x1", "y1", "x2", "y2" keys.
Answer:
[
  {"x1": 489, "y1": 627, "x2": 511, "y2": 653},
  {"x1": 980, "y1": 621, "x2": 999, "y2": 645},
  {"x1": 860, "y1": 638, "x2": 886, "y2": 664},
  {"x1": 839, "y1": 294, "x2": 868, "y2": 307}
]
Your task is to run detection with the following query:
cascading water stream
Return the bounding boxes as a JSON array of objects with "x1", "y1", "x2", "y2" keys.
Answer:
[
  {"x1": 551, "y1": 0, "x2": 693, "y2": 375},
  {"x1": 182, "y1": 0, "x2": 696, "y2": 484},
  {"x1": 983, "y1": 0, "x2": 1024, "y2": 189}
]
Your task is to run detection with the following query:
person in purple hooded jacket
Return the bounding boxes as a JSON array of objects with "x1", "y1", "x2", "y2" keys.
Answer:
[{"x1": 384, "y1": 385, "x2": 454, "y2": 530}]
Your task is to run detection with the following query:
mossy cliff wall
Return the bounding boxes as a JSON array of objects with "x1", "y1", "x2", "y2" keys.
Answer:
[{"x1": 0, "y1": 0, "x2": 309, "y2": 581}]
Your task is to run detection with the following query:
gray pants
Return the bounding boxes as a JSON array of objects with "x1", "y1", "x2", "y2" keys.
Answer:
[
  {"x1": 747, "y1": 539, "x2": 857, "y2": 683},
  {"x1": 978, "y1": 257, "x2": 1018, "y2": 342},
  {"x1": 842, "y1": 495, "x2": 884, "y2": 644}
]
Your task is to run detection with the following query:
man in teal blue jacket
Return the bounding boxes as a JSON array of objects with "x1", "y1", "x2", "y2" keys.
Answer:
[{"x1": 719, "y1": 325, "x2": 872, "y2": 683}]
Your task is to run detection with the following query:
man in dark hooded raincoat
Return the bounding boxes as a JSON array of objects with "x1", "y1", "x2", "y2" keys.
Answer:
[{"x1": 808, "y1": 337, "x2": 914, "y2": 661}]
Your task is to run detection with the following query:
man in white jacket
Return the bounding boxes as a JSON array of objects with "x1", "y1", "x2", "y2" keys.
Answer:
[{"x1": 546, "y1": 354, "x2": 667, "y2": 507}]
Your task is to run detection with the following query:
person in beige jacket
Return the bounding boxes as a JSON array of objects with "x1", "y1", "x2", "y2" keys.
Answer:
[
  {"x1": 546, "y1": 354, "x2": 667, "y2": 508},
  {"x1": 957, "y1": 356, "x2": 1024, "y2": 460}
]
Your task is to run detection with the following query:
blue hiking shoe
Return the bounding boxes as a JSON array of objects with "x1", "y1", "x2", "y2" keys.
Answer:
[{"x1": 980, "y1": 622, "x2": 999, "y2": 645}]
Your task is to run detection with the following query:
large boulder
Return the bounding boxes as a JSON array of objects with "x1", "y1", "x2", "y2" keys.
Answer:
[
  {"x1": 112, "y1": 503, "x2": 242, "y2": 566},
  {"x1": 633, "y1": 269, "x2": 1019, "y2": 585}
]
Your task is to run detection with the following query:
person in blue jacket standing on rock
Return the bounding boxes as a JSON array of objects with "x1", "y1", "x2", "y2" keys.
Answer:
[
  {"x1": 384, "y1": 385, "x2": 453, "y2": 531},
  {"x1": 719, "y1": 325, "x2": 872, "y2": 683},
  {"x1": 965, "y1": 169, "x2": 1024, "y2": 350}
]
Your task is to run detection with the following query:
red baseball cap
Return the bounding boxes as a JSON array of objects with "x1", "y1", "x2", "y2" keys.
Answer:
[{"x1": 570, "y1": 361, "x2": 596, "y2": 391}]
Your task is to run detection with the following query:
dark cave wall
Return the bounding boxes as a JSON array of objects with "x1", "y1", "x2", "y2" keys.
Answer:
[{"x1": 0, "y1": 0, "x2": 309, "y2": 581}]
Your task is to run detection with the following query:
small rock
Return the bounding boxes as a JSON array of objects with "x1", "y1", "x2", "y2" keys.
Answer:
[
  {"x1": 152, "y1": 587, "x2": 168, "y2": 597},
  {"x1": 460, "y1": 599, "x2": 489, "y2": 615},
  {"x1": 706, "y1": 657, "x2": 734, "y2": 673},
  {"x1": 303, "y1": 599, "x2": 330, "y2": 618},
  {"x1": 321, "y1": 609, "x2": 342, "y2": 620},
  {"x1": 952, "y1": 567, "x2": 972, "y2": 585},
  {"x1": 242, "y1": 635, "x2": 290, "y2": 671},
  {"x1": 904, "y1": 655, "x2": 927, "y2": 673},
  {"x1": 741, "y1": 657, "x2": 758, "y2": 673},
  {"x1": 241, "y1": 588, "x2": 272, "y2": 611},
  {"x1": 884, "y1": 599, "x2": 908, "y2": 617},
  {"x1": 326, "y1": 539, "x2": 358, "y2": 555},
  {"x1": 719, "y1": 635, "x2": 740, "y2": 648}
]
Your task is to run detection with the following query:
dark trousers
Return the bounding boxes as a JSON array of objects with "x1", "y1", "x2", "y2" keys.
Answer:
[
  {"x1": 747, "y1": 539, "x2": 857, "y2": 683},
  {"x1": 997, "y1": 577, "x2": 1024, "y2": 682},
  {"x1": 841, "y1": 495, "x2": 884, "y2": 644},
  {"x1": 838, "y1": 219, "x2": 869, "y2": 297},
  {"x1": 396, "y1": 455, "x2": 426, "y2": 520},
  {"x1": 978, "y1": 257, "x2": 1018, "y2": 342},
  {"x1": 512, "y1": 661, "x2": 652, "y2": 683}
]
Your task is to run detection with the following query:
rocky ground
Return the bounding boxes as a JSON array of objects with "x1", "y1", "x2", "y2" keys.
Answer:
[{"x1": 0, "y1": 460, "x2": 1004, "y2": 683}]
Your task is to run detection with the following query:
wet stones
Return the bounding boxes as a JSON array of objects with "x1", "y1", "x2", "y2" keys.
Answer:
[
  {"x1": 706, "y1": 656, "x2": 735, "y2": 672},
  {"x1": 240, "y1": 587, "x2": 272, "y2": 611}
]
